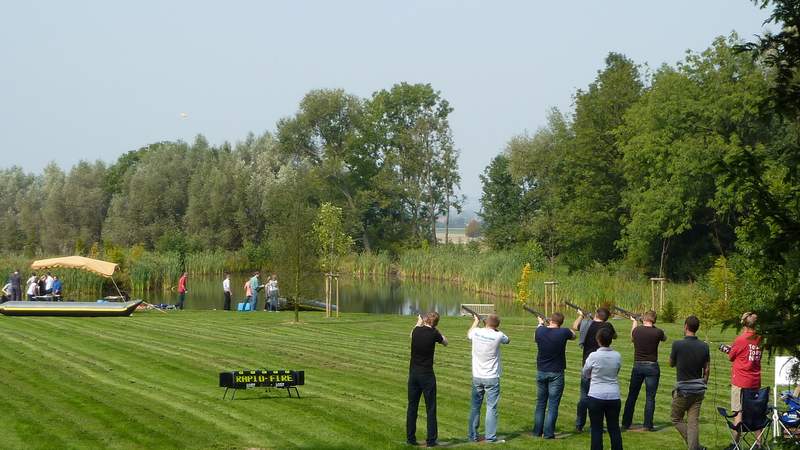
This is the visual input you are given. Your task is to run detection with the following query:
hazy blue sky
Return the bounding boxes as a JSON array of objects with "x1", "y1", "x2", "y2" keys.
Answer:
[{"x1": 0, "y1": 1, "x2": 771, "y2": 208}]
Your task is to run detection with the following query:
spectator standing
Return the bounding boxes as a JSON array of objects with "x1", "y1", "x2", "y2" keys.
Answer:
[
  {"x1": 51, "y1": 276, "x2": 63, "y2": 300},
  {"x1": 222, "y1": 273, "x2": 232, "y2": 311},
  {"x1": 669, "y1": 316, "x2": 710, "y2": 450},
  {"x1": 583, "y1": 325, "x2": 623, "y2": 450},
  {"x1": 726, "y1": 312, "x2": 763, "y2": 446},
  {"x1": 26, "y1": 273, "x2": 38, "y2": 300},
  {"x1": 10, "y1": 270, "x2": 21, "y2": 301},
  {"x1": 1, "y1": 281, "x2": 10, "y2": 303},
  {"x1": 266, "y1": 274, "x2": 279, "y2": 311},
  {"x1": 248, "y1": 272, "x2": 260, "y2": 311},
  {"x1": 533, "y1": 311, "x2": 576, "y2": 439},
  {"x1": 467, "y1": 313, "x2": 510, "y2": 443},
  {"x1": 406, "y1": 312, "x2": 448, "y2": 447},
  {"x1": 44, "y1": 272, "x2": 54, "y2": 294},
  {"x1": 621, "y1": 310, "x2": 667, "y2": 431},
  {"x1": 37, "y1": 275, "x2": 46, "y2": 298},
  {"x1": 572, "y1": 307, "x2": 616, "y2": 432},
  {"x1": 177, "y1": 272, "x2": 188, "y2": 310}
]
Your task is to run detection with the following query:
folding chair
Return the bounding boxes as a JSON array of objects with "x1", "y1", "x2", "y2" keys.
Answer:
[
  {"x1": 776, "y1": 391, "x2": 800, "y2": 444},
  {"x1": 718, "y1": 387, "x2": 773, "y2": 450}
]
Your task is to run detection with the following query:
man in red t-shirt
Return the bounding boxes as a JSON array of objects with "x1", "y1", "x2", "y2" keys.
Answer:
[
  {"x1": 726, "y1": 312, "x2": 762, "y2": 443},
  {"x1": 177, "y1": 272, "x2": 188, "y2": 310}
]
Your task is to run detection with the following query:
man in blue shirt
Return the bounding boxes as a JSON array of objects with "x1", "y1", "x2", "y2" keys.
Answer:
[
  {"x1": 533, "y1": 311, "x2": 576, "y2": 438},
  {"x1": 51, "y1": 276, "x2": 63, "y2": 300}
]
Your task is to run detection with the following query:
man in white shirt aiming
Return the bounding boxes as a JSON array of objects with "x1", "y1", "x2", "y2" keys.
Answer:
[{"x1": 467, "y1": 313, "x2": 510, "y2": 443}]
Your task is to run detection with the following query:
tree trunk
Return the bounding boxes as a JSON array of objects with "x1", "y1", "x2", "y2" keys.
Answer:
[
  {"x1": 444, "y1": 196, "x2": 450, "y2": 245},
  {"x1": 659, "y1": 237, "x2": 670, "y2": 279}
]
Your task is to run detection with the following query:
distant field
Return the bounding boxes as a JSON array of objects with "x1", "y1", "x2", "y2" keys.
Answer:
[
  {"x1": 0, "y1": 311, "x2": 770, "y2": 449},
  {"x1": 436, "y1": 228, "x2": 477, "y2": 244}
]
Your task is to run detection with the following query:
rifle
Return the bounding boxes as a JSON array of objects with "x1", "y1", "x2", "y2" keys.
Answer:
[
  {"x1": 564, "y1": 300, "x2": 593, "y2": 319},
  {"x1": 522, "y1": 304, "x2": 547, "y2": 321},
  {"x1": 461, "y1": 305, "x2": 484, "y2": 324},
  {"x1": 612, "y1": 305, "x2": 642, "y2": 321}
]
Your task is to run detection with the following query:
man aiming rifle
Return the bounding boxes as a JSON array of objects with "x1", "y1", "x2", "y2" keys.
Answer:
[
  {"x1": 570, "y1": 303, "x2": 615, "y2": 432},
  {"x1": 621, "y1": 309, "x2": 666, "y2": 431},
  {"x1": 407, "y1": 311, "x2": 448, "y2": 447},
  {"x1": 466, "y1": 309, "x2": 509, "y2": 443},
  {"x1": 527, "y1": 305, "x2": 577, "y2": 439}
]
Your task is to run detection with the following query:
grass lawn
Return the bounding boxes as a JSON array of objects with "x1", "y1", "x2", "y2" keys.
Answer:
[{"x1": 0, "y1": 311, "x2": 773, "y2": 449}]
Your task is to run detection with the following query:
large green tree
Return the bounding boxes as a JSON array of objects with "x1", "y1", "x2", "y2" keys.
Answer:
[
  {"x1": 558, "y1": 53, "x2": 643, "y2": 268},
  {"x1": 618, "y1": 36, "x2": 771, "y2": 278},
  {"x1": 479, "y1": 154, "x2": 531, "y2": 249}
]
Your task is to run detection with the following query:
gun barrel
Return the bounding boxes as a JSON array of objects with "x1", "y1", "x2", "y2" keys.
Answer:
[
  {"x1": 522, "y1": 304, "x2": 547, "y2": 320},
  {"x1": 564, "y1": 300, "x2": 593, "y2": 319},
  {"x1": 461, "y1": 305, "x2": 482, "y2": 321},
  {"x1": 612, "y1": 306, "x2": 641, "y2": 320}
]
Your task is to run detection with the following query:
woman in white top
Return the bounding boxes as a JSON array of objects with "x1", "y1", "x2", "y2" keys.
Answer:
[
  {"x1": 582, "y1": 324, "x2": 623, "y2": 450},
  {"x1": 26, "y1": 274, "x2": 39, "y2": 300}
]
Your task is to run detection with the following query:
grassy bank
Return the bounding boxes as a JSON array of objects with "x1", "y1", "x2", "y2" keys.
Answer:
[
  {"x1": 345, "y1": 246, "x2": 698, "y2": 312},
  {"x1": 0, "y1": 311, "x2": 768, "y2": 449}
]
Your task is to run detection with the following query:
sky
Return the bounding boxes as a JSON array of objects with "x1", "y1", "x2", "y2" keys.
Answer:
[{"x1": 0, "y1": 1, "x2": 772, "y2": 210}]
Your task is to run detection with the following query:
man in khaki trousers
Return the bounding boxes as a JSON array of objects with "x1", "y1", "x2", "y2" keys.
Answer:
[{"x1": 669, "y1": 316, "x2": 710, "y2": 450}]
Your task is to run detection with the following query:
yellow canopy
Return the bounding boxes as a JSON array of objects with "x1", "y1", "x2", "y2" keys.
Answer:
[{"x1": 31, "y1": 256, "x2": 119, "y2": 278}]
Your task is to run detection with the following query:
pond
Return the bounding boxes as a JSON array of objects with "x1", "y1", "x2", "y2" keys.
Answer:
[{"x1": 138, "y1": 273, "x2": 525, "y2": 317}]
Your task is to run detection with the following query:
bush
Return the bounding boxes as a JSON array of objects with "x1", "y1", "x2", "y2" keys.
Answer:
[
  {"x1": 661, "y1": 300, "x2": 677, "y2": 323},
  {"x1": 517, "y1": 241, "x2": 546, "y2": 272},
  {"x1": 465, "y1": 219, "x2": 481, "y2": 238}
]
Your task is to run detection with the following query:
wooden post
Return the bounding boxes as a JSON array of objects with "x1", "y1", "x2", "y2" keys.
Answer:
[
  {"x1": 544, "y1": 281, "x2": 558, "y2": 316},
  {"x1": 650, "y1": 277, "x2": 666, "y2": 311},
  {"x1": 325, "y1": 273, "x2": 331, "y2": 318},
  {"x1": 335, "y1": 275, "x2": 340, "y2": 319}
]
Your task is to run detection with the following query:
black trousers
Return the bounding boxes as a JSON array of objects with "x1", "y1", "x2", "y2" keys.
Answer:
[
  {"x1": 223, "y1": 291, "x2": 232, "y2": 310},
  {"x1": 588, "y1": 396, "x2": 623, "y2": 450},
  {"x1": 407, "y1": 370, "x2": 437, "y2": 445}
]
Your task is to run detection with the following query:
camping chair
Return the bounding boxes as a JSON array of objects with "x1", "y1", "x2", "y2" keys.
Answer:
[
  {"x1": 718, "y1": 387, "x2": 773, "y2": 450},
  {"x1": 776, "y1": 391, "x2": 800, "y2": 444}
]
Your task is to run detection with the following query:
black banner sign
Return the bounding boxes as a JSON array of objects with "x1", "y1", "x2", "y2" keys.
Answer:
[{"x1": 219, "y1": 370, "x2": 305, "y2": 389}]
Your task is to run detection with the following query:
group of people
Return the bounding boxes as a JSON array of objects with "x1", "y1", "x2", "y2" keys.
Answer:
[
  {"x1": 174, "y1": 272, "x2": 280, "y2": 311},
  {"x1": 2, "y1": 270, "x2": 62, "y2": 302},
  {"x1": 407, "y1": 307, "x2": 763, "y2": 450},
  {"x1": 222, "y1": 272, "x2": 279, "y2": 311}
]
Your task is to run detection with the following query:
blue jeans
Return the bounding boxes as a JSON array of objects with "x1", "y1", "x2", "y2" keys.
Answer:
[
  {"x1": 533, "y1": 371, "x2": 565, "y2": 438},
  {"x1": 249, "y1": 292, "x2": 258, "y2": 311},
  {"x1": 468, "y1": 377, "x2": 501, "y2": 442},
  {"x1": 622, "y1": 361, "x2": 660, "y2": 429},
  {"x1": 576, "y1": 376, "x2": 591, "y2": 429}
]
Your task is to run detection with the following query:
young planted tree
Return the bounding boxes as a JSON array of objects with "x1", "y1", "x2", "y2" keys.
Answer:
[
  {"x1": 313, "y1": 202, "x2": 354, "y2": 317},
  {"x1": 264, "y1": 161, "x2": 320, "y2": 322}
]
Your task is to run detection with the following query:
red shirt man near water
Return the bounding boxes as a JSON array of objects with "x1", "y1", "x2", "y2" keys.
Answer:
[
  {"x1": 177, "y1": 272, "x2": 188, "y2": 310},
  {"x1": 727, "y1": 312, "x2": 762, "y2": 443}
]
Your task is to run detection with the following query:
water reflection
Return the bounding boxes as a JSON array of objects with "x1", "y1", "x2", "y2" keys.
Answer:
[{"x1": 141, "y1": 273, "x2": 523, "y2": 316}]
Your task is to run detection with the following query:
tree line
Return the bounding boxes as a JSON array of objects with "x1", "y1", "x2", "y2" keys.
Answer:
[
  {"x1": 0, "y1": 82, "x2": 460, "y2": 258},
  {"x1": 480, "y1": 36, "x2": 773, "y2": 281},
  {"x1": 480, "y1": 0, "x2": 800, "y2": 362}
]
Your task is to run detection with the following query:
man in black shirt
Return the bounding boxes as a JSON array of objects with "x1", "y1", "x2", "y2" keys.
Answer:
[
  {"x1": 407, "y1": 312, "x2": 448, "y2": 447},
  {"x1": 534, "y1": 311, "x2": 576, "y2": 438},
  {"x1": 571, "y1": 307, "x2": 615, "y2": 432},
  {"x1": 622, "y1": 310, "x2": 667, "y2": 431},
  {"x1": 10, "y1": 270, "x2": 21, "y2": 302},
  {"x1": 669, "y1": 315, "x2": 709, "y2": 450}
]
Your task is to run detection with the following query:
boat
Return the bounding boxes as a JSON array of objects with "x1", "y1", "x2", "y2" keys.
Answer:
[
  {"x1": 0, "y1": 300, "x2": 142, "y2": 317},
  {"x1": 0, "y1": 256, "x2": 142, "y2": 318}
]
